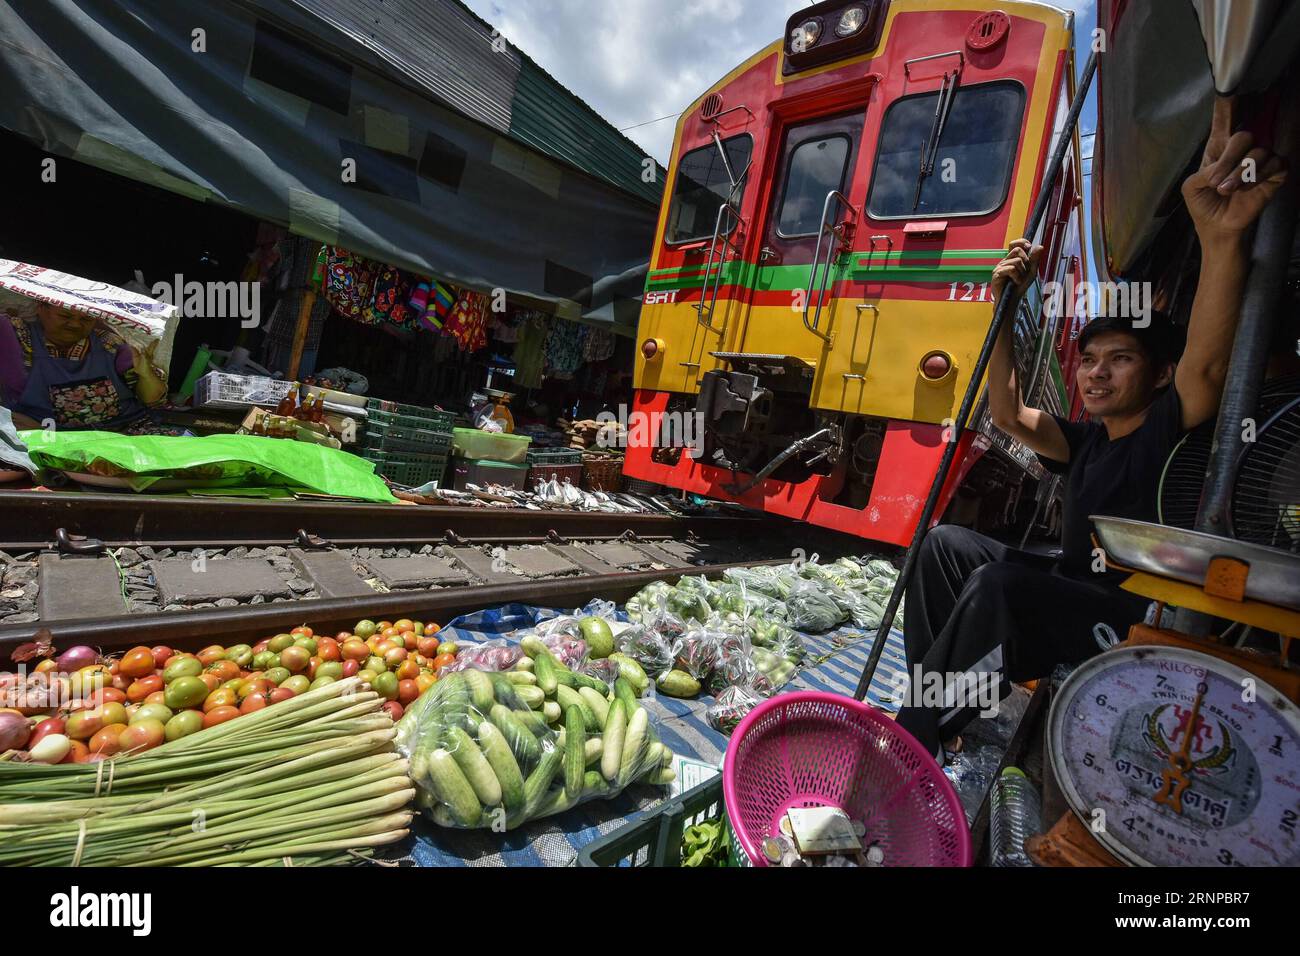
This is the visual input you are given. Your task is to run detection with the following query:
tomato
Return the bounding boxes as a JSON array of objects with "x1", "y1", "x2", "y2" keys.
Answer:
[
  {"x1": 163, "y1": 656, "x2": 203, "y2": 682},
  {"x1": 27, "y1": 716, "x2": 66, "y2": 751},
  {"x1": 341, "y1": 640, "x2": 370, "y2": 662},
  {"x1": 66, "y1": 703, "x2": 127, "y2": 740},
  {"x1": 381, "y1": 701, "x2": 404, "y2": 720},
  {"x1": 119, "y1": 718, "x2": 165, "y2": 753},
  {"x1": 252, "y1": 651, "x2": 278, "y2": 671},
  {"x1": 196, "y1": 645, "x2": 226, "y2": 667},
  {"x1": 334, "y1": 631, "x2": 353, "y2": 642},
  {"x1": 340, "y1": 659, "x2": 359, "y2": 678},
  {"x1": 90, "y1": 687, "x2": 127, "y2": 706},
  {"x1": 205, "y1": 660, "x2": 240, "y2": 684},
  {"x1": 238, "y1": 679, "x2": 273, "y2": 701},
  {"x1": 252, "y1": 638, "x2": 271, "y2": 655},
  {"x1": 89, "y1": 723, "x2": 127, "y2": 755},
  {"x1": 365, "y1": 655, "x2": 388, "y2": 674},
  {"x1": 144, "y1": 691, "x2": 168, "y2": 707},
  {"x1": 119, "y1": 646, "x2": 157, "y2": 680},
  {"x1": 372, "y1": 672, "x2": 399, "y2": 701},
  {"x1": 417, "y1": 637, "x2": 441, "y2": 658},
  {"x1": 164, "y1": 676, "x2": 209, "y2": 711},
  {"x1": 376, "y1": 621, "x2": 393, "y2": 632},
  {"x1": 385, "y1": 648, "x2": 411, "y2": 669},
  {"x1": 111, "y1": 674, "x2": 131, "y2": 692},
  {"x1": 224, "y1": 644, "x2": 254, "y2": 668},
  {"x1": 150, "y1": 646, "x2": 174, "y2": 669},
  {"x1": 380, "y1": 627, "x2": 403, "y2": 643},
  {"x1": 68, "y1": 669, "x2": 108, "y2": 699},
  {"x1": 414, "y1": 673, "x2": 437, "y2": 694},
  {"x1": 264, "y1": 667, "x2": 291, "y2": 686},
  {"x1": 268, "y1": 687, "x2": 296, "y2": 705},
  {"x1": 437, "y1": 642, "x2": 458, "y2": 656},
  {"x1": 291, "y1": 626, "x2": 313, "y2": 639},
  {"x1": 357, "y1": 669, "x2": 379, "y2": 684},
  {"x1": 239, "y1": 692, "x2": 270, "y2": 715},
  {"x1": 268, "y1": 633, "x2": 296, "y2": 653},
  {"x1": 316, "y1": 640, "x2": 341, "y2": 663},
  {"x1": 279, "y1": 646, "x2": 310, "y2": 673},
  {"x1": 203, "y1": 705, "x2": 242, "y2": 728},
  {"x1": 353, "y1": 619, "x2": 377, "y2": 639},
  {"x1": 293, "y1": 637, "x2": 317, "y2": 655},
  {"x1": 34, "y1": 658, "x2": 59, "y2": 674},
  {"x1": 203, "y1": 688, "x2": 239, "y2": 712},
  {"x1": 131, "y1": 703, "x2": 173, "y2": 725},
  {"x1": 397, "y1": 679, "x2": 420, "y2": 705},
  {"x1": 281, "y1": 675, "x2": 311, "y2": 695},
  {"x1": 197, "y1": 673, "x2": 222, "y2": 693},
  {"x1": 165, "y1": 709, "x2": 204, "y2": 741},
  {"x1": 308, "y1": 675, "x2": 337, "y2": 691},
  {"x1": 393, "y1": 619, "x2": 415, "y2": 633},
  {"x1": 423, "y1": 622, "x2": 440, "y2": 635},
  {"x1": 432, "y1": 653, "x2": 456, "y2": 672},
  {"x1": 61, "y1": 739, "x2": 91, "y2": 764},
  {"x1": 395, "y1": 659, "x2": 420, "y2": 682},
  {"x1": 307, "y1": 656, "x2": 322, "y2": 680}
]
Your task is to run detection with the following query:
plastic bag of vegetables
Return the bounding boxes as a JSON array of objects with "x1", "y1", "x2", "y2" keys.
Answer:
[
  {"x1": 671, "y1": 625, "x2": 724, "y2": 682},
  {"x1": 398, "y1": 661, "x2": 678, "y2": 831},
  {"x1": 442, "y1": 639, "x2": 523, "y2": 674},
  {"x1": 784, "y1": 580, "x2": 847, "y2": 633},
  {"x1": 706, "y1": 629, "x2": 758, "y2": 695},
  {"x1": 722, "y1": 565, "x2": 788, "y2": 599},
  {"x1": 615, "y1": 622, "x2": 675, "y2": 679},
  {"x1": 706, "y1": 684, "x2": 764, "y2": 735}
]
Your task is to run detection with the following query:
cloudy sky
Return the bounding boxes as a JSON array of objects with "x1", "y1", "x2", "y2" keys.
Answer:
[{"x1": 463, "y1": 0, "x2": 1098, "y2": 165}]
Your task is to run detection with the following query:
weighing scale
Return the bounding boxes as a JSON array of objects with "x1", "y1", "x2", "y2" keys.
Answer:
[
  {"x1": 472, "y1": 387, "x2": 516, "y2": 434},
  {"x1": 1027, "y1": 518, "x2": 1300, "y2": 867}
]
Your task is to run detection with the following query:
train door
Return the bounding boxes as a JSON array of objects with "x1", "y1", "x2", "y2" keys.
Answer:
[{"x1": 738, "y1": 111, "x2": 866, "y2": 367}]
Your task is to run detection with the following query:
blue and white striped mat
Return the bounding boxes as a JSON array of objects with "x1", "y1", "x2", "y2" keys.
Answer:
[{"x1": 402, "y1": 604, "x2": 907, "y2": 867}]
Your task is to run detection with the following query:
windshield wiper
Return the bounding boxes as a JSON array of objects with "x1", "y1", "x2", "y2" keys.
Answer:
[{"x1": 912, "y1": 69, "x2": 960, "y2": 210}]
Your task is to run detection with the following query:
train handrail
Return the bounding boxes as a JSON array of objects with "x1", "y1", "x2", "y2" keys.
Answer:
[
  {"x1": 695, "y1": 200, "x2": 745, "y2": 334},
  {"x1": 803, "y1": 190, "x2": 857, "y2": 344}
]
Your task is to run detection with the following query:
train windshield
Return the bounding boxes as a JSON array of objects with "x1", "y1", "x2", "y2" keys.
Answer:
[
  {"x1": 868, "y1": 81, "x2": 1024, "y2": 219},
  {"x1": 776, "y1": 134, "x2": 852, "y2": 237},
  {"x1": 665, "y1": 135, "x2": 753, "y2": 243}
]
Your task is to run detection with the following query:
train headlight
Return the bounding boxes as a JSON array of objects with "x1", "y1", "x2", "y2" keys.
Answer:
[
  {"x1": 835, "y1": 5, "x2": 867, "y2": 37},
  {"x1": 919, "y1": 350, "x2": 954, "y2": 381},
  {"x1": 790, "y1": 18, "x2": 822, "y2": 53}
]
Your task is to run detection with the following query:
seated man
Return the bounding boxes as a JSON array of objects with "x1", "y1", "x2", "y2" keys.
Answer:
[{"x1": 895, "y1": 97, "x2": 1287, "y2": 760}]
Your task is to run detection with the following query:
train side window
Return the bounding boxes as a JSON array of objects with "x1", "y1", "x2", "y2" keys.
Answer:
[
  {"x1": 665, "y1": 135, "x2": 753, "y2": 244},
  {"x1": 775, "y1": 135, "x2": 852, "y2": 238},
  {"x1": 867, "y1": 81, "x2": 1025, "y2": 219}
]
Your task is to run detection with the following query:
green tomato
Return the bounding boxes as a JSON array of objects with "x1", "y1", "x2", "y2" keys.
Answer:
[
  {"x1": 354, "y1": 619, "x2": 377, "y2": 639},
  {"x1": 281, "y1": 675, "x2": 311, "y2": 695},
  {"x1": 437, "y1": 641, "x2": 458, "y2": 656},
  {"x1": 253, "y1": 651, "x2": 278, "y2": 671},
  {"x1": 309, "y1": 675, "x2": 337, "y2": 691},
  {"x1": 371, "y1": 671, "x2": 399, "y2": 700},
  {"x1": 224, "y1": 644, "x2": 254, "y2": 668},
  {"x1": 164, "y1": 675, "x2": 208, "y2": 710},
  {"x1": 412, "y1": 622, "x2": 425, "y2": 636},
  {"x1": 357, "y1": 669, "x2": 379, "y2": 684},
  {"x1": 162, "y1": 656, "x2": 203, "y2": 682},
  {"x1": 264, "y1": 666, "x2": 291, "y2": 686},
  {"x1": 315, "y1": 661, "x2": 344, "y2": 681},
  {"x1": 268, "y1": 633, "x2": 296, "y2": 653},
  {"x1": 293, "y1": 636, "x2": 318, "y2": 655},
  {"x1": 131, "y1": 702, "x2": 174, "y2": 725},
  {"x1": 221, "y1": 678, "x2": 245, "y2": 695},
  {"x1": 365, "y1": 655, "x2": 388, "y2": 674},
  {"x1": 164, "y1": 710, "x2": 204, "y2": 741}
]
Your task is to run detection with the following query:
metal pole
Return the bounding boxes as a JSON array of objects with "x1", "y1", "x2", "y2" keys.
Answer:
[
  {"x1": 853, "y1": 50, "x2": 1099, "y2": 700},
  {"x1": 1174, "y1": 94, "x2": 1299, "y2": 635}
]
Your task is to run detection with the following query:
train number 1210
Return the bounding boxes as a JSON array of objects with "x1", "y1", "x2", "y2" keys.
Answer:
[{"x1": 948, "y1": 282, "x2": 990, "y2": 302}]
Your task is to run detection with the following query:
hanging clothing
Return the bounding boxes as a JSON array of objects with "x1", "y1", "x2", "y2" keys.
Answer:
[
  {"x1": 583, "y1": 326, "x2": 616, "y2": 363},
  {"x1": 512, "y1": 312, "x2": 550, "y2": 389},
  {"x1": 543, "y1": 319, "x2": 587, "y2": 380},
  {"x1": 489, "y1": 308, "x2": 525, "y2": 343},
  {"x1": 261, "y1": 237, "x2": 330, "y2": 374},
  {"x1": 322, "y1": 247, "x2": 379, "y2": 324},
  {"x1": 409, "y1": 280, "x2": 456, "y2": 333},
  {"x1": 443, "y1": 289, "x2": 489, "y2": 352},
  {"x1": 367, "y1": 266, "x2": 416, "y2": 330}
]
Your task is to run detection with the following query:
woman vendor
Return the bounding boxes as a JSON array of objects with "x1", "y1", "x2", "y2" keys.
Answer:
[{"x1": 0, "y1": 300, "x2": 169, "y2": 433}]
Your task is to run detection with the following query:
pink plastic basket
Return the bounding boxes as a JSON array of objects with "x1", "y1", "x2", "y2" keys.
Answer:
[{"x1": 723, "y1": 691, "x2": 971, "y2": 867}]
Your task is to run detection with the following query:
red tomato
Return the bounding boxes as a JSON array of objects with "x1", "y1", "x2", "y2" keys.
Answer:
[
  {"x1": 127, "y1": 674, "x2": 164, "y2": 704},
  {"x1": 203, "y1": 688, "x2": 239, "y2": 712},
  {"x1": 397, "y1": 679, "x2": 420, "y2": 705},
  {"x1": 144, "y1": 691, "x2": 167, "y2": 707},
  {"x1": 376, "y1": 621, "x2": 393, "y2": 631},
  {"x1": 316, "y1": 640, "x2": 341, "y2": 663},
  {"x1": 111, "y1": 674, "x2": 131, "y2": 692},
  {"x1": 238, "y1": 679, "x2": 273, "y2": 701},
  {"x1": 395, "y1": 659, "x2": 420, "y2": 682},
  {"x1": 334, "y1": 631, "x2": 352, "y2": 642},
  {"x1": 118, "y1": 646, "x2": 157, "y2": 680},
  {"x1": 252, "y1": 639, "x2": 271, "y2": 655},
  {"x1": 380, "y1": 627, "x2": 403, "y2": 642},
  {"x1": 203, "y1": 705, "x2": 241, "y2": 728},
  {"x1": 373, "y1": 639, "x2": 396, "y2": 657},
  {"x1": 239, "y1": 693, "x2": 270, "y2": 715},
  {"x1": 290, "y1": 626, "x2": 313, "y2": 639},
  {"x1": 197, "y1": 673, "x2": 222, "y2": 693},
  {"x1": 381, "y1": 701, "x2": 404, "y2": 721},
  {"x1": 417, "y1": 637, "x2": 441, "y2": 658},
  {"x1": 279, "y1": 646, "x2": 310, "y2": 674},
  {"x1": 341, "y1": 659, "x2": 359, "y2": 678},
  {"x1": 383, "y1": 647, "x2": 408, "y2": 667},
  {"x1": 89, "y1": 723, "x2": 127, "y2": 755},
  {"x1": 432, "y1": 653, "x2": 456, "y2": 672},
  {"x1": 150, "y1": 646, "x2": 174, "y2": 669},
  {"x1": 414, "y1": 673, "x2": 437, "y2": 694},
  {"x1": 341, "y1": 640, "x2": 370, "y2": 662},
  {"x1": 422, "y1": 622, "x2": 441, "y2": 636},
  {"x1": 393, "y1": 619, "x2": 415, "y2": 633},
  {"x1": 90, "y1": 687, "x2": 127, "y2": 706},
  {"x1": 118, "y1": 719, "x2": 165, "y2": 754},
  {"x1": 205, "y1": 660, "x2": 240, "y2": 683},
  {"x1": 268, "y1": 687, "x2": 296, "y2": 705},
  {"x1": 196, "y1": 645, "x2": 226, "y2": 667},
  {"x1": 61, "y1": 739, "x2": 91, "y2": 764},
  {"x1": 307, "y1": 656, "x2": 322, "y2": 680},
  {"x1": 402, "y1": 632, "x2": 419, "y2": 651}
]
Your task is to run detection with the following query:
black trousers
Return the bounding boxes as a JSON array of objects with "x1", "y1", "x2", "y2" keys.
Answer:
[{"x1": 894, "y1": 525, "x2": 1150, "y2": 760}]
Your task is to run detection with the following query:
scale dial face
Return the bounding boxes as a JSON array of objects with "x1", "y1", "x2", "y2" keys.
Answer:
[{"x1": 1049, "y1": 646, "x2": 1300, "y2": 867}]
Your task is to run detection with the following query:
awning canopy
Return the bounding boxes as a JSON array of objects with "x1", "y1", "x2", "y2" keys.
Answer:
[{"x1": 0, "y1": 0, "x2": 661, "y2": 332}]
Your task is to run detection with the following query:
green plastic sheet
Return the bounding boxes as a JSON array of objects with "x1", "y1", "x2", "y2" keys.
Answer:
[{"x1": 20, "y1": 430, "x2": 396, "y2": 503}]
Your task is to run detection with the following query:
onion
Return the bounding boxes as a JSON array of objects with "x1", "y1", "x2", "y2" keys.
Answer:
[
  {"x1": 0, "y1": 711, "x2": 30, "y2": 751},
  {"x1": 29, "y1": 732, "x2": 71, "y2": 764},
  {"x1": 56, "y1": 646, "x2": 99, "y2": 673}
]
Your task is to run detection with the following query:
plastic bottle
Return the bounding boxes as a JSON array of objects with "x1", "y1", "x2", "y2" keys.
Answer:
[
  {"x1": 989, "y1": 767, "x2": 1041, "y2": 867},
  {"x1": 276, "y1": 384, "x2": 298, "y2": 417}
]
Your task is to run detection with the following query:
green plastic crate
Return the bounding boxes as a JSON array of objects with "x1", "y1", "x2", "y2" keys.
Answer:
[
  {"x1": 361, "y1": 420, "x2": 453, "y2": 456},
  {"x1": 526, "y1": 447, "x2": 582, "y2": 466},
  {"x1": 366, "y1": 449, "x2": 448, "y2": 488},
  {"x1": 365, "y1": 406, "x2": 456, "y2": 433},
  {"x1": 576, "y1": 777, "x2": 727, "y2": 867}
]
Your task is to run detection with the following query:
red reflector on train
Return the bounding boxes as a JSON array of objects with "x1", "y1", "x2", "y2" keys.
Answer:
[
  {"x1": 921, "y1": 351, "x2": 952, "y2": 380},
  {"x1": 642, "y1": 338, "x2": 661, "y2": 360}
]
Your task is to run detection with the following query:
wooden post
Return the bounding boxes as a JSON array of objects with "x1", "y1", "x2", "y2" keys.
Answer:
[{"x1": 287, "y1": 288, "x2": 317, "y2": 380}]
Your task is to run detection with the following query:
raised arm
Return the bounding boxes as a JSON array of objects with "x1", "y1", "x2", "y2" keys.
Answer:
[
  {"x1": 986, "y1": 240, "x2": 1071, "y2": 462},
  {"x1": 1177, "y1": 96, "x2": 1288, "y2": 429}
]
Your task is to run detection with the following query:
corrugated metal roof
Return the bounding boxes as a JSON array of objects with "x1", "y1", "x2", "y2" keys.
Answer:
[{"x1": 282, "y1": 0, "x2": 663, "y2": 204}]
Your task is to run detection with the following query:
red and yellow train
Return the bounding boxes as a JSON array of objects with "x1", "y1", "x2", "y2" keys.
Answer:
[{"x1": 624, "y1": 0, "x2": 1090, "y2": 545}]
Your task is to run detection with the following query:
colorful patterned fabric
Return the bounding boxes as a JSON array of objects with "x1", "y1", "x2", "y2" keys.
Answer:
[
  {"x1": 322, "y1": 247, "x2": 379, "y2": 324},
  {"x1": 367, "y1": 266, "x2": 415, "y2": 330},
  {"x1": 443, "y1": 289, "x2": 489, "y2": 352},
  {"x1": 543, "y1": 319, "x2": 587, "y2": 380},
  {"x1": 583, "y1": 326, "x2": 616, "y2": 363}
]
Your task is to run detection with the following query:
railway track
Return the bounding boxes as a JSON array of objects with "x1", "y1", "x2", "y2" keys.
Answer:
[{"x1": 0, "y1": 490, "x2": 865, "y2": 657}]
